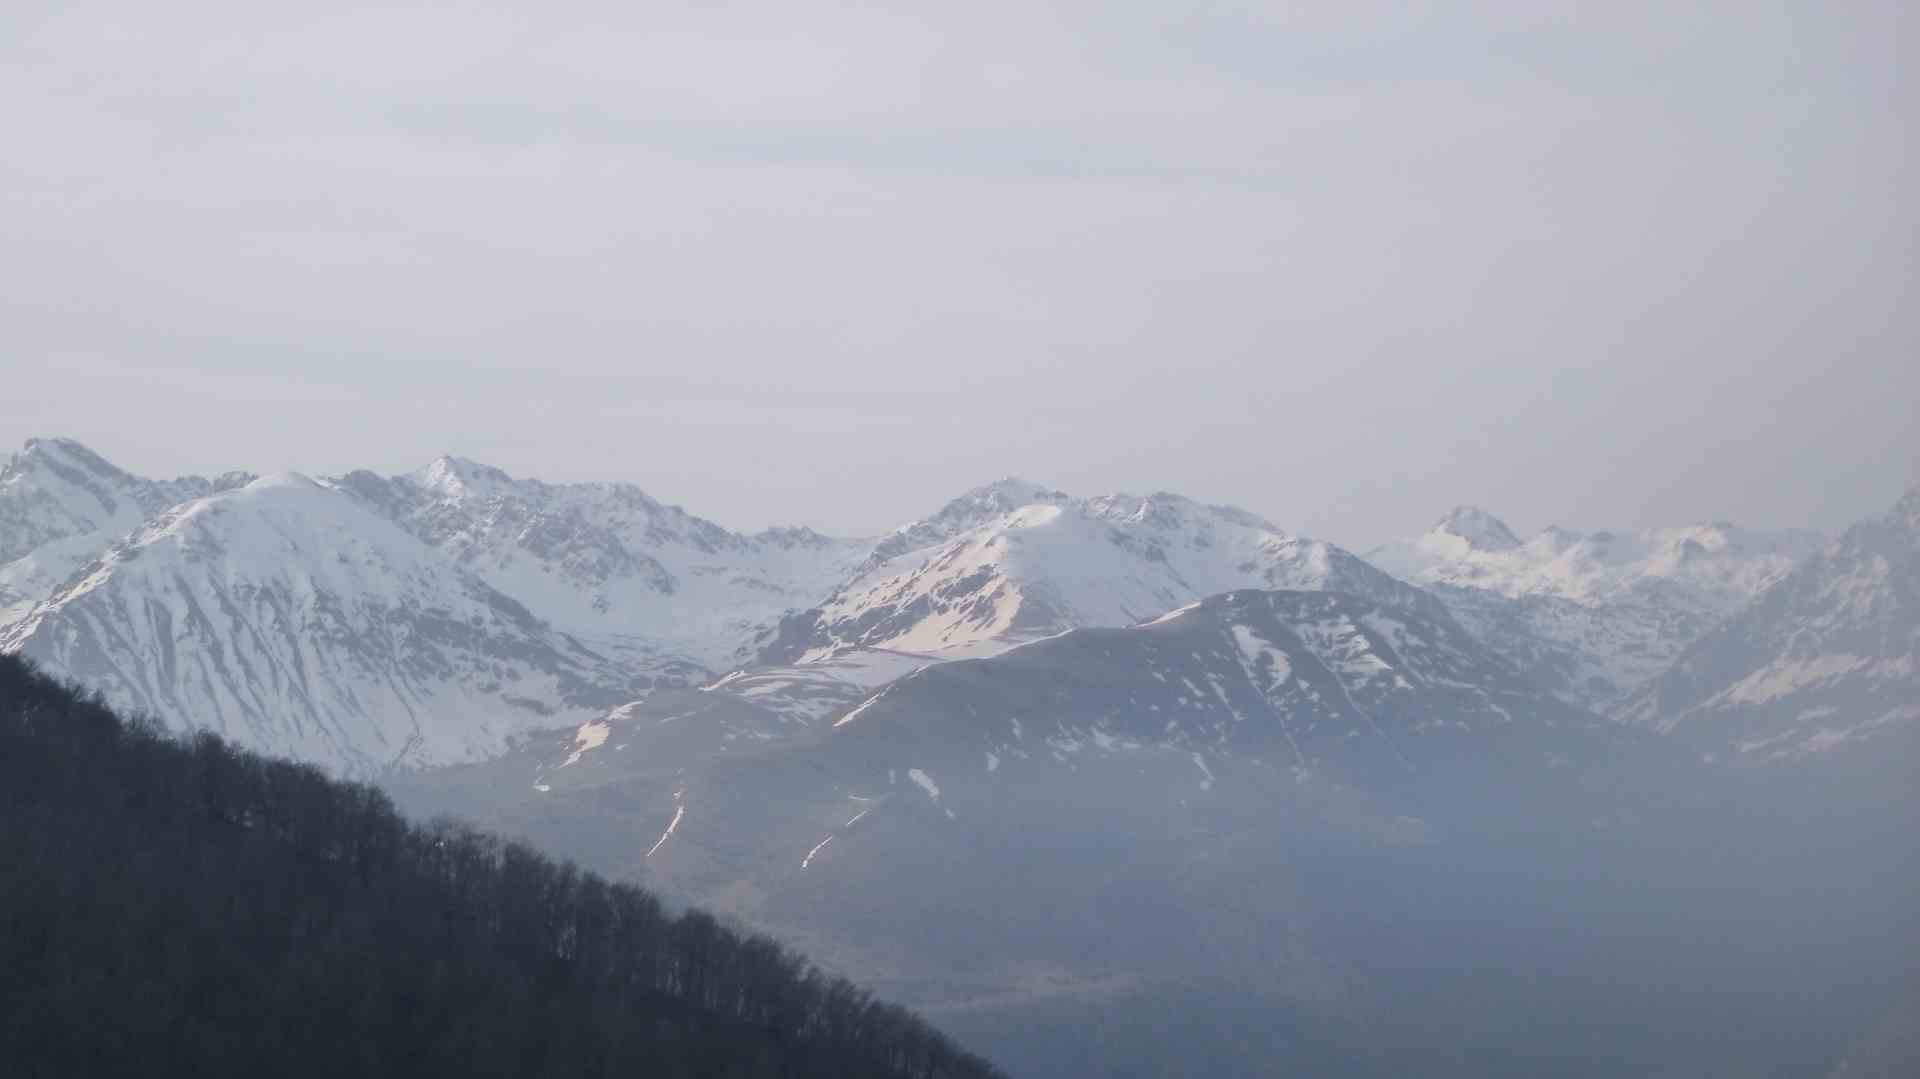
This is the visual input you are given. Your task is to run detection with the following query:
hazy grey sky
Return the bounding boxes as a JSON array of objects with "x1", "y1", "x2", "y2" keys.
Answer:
[{"x1": 3, "y1": 1, "x2": 1913, "y2": 545}]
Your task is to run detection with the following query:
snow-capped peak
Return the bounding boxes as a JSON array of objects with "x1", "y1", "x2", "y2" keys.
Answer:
[
  {"x1": 762, "y1": 481, "x2": 1447, "y2": 665},
  {"x1": 3, "y1": 474, "x2": 665, "y2": 773},
  {"x1": 1365, "y1": 507, "x2": 1826, "y2": 711},
  {"x1": 1625, "y1": 484, "x2": 1920, "y2": 758},
  {"x1": 10, "y1": 436, "x2": 138, "y2": 486},
  {"x1": 970, "y1": 476, "x2": 1064, "y2": 503},
  {"x1": 866, "y1": 478, "x2": 1072, "y2": 566},
  {"x1": 244, "y1": 471, "x2": 327, "y2": 493},
  {"x1": 409, "y1": 454, "x2": 520, "y2": 499},
  {"x1": 1, "y1": 439, "x2": 255, "y2": 626},
  {"x1": 1429, "y1": 506, "x2": 1521, "y2": 552},
  {"x1": 335, "y1": 455, "x2": 872, "y2": 671}
]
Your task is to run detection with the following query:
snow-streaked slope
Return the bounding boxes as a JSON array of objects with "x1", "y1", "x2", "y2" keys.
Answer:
[
  {"x1": 1623, "y1": 487, "x2": 1920, "y2": 759},
  {"x1": 760, "y1": 481, "x2": 1449, "y2": 665},
  {"x1": 1, "y1": 473, "x2": 674, "y2": 773},
  {"x1": 819, "y1": 588, "x2": 1609, "y2": 778},
  {"x1": 394, "y1": 586, "x2": 1646, "y2": 1035},
  {"x1": 0, "y1": 438, "x2": 252, "y2": 627},
  {"x1": 1366, "y1": 507, "x2": 1824, "y2": 709},
  {"x1": 336, "y1": 457, "x2": 869, "y2": 672}
]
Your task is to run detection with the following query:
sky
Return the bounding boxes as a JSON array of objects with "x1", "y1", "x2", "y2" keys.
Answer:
[{"x1": 2, "y1": 1, "x2": 1914, "y2": 546}]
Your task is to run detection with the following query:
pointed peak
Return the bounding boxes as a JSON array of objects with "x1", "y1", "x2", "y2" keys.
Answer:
[
  {"x1": 1429, "y1": 505, "x2": 1520, "y2": 551},
  {"x1": 1205, "y1": 501, "x2": 1285, "y2": 533},
  {"x1": 242, "y1": 472, "x2": 326, "y2": 493},
  {"x1": 924, "y1": 477, "x2": 1072, "y2": 522},
  {"x1": 410, "y1": 454, "x2": 517, "y2": 497},
  {"x1": 13, "y1": 437, "x2": 132, "y2": 482},
  {"x1": 961, "y1": 477, "x2": 1068, "y2": 505},
  {"x1": 753, "y1": 524, "x2": 838, "y2": 550}
]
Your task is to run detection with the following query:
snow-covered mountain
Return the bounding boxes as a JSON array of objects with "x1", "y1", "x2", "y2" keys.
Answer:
[
  {"x1": 11, "y1": 435, "x2": 1884, "y2": 787},
  {"x1": 0, "y1": 439, "x2": 883, "y2": 772},
  {"x1": 0, "y1": 438, "x2": 252, "y2": 627},
  {"x1": 1366, "y1": 508, "x2": 1824, "y2": 710},
  {"x1": 1622, "y1": 487, "x2": 1920, "y2": 760},
  {"x1": 758, "y1": 480, "x2": 1450, "y2": 665},
  {"x1": 1, "y1": 473, "x2": 675, "y2": 773},
  {"x1": 335, "y1": 457, "x2": 869, "y2": 671}
]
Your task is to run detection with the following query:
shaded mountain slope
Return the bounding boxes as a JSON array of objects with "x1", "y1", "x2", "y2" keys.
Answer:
[{"x1": 395, "y1": 584, "x2": 1919, "y2": 1078}]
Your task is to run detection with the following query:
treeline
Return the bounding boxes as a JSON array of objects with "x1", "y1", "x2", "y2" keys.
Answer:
[{"x1": 0, "y1": 655, "x2": 1004, "y2": 1079}]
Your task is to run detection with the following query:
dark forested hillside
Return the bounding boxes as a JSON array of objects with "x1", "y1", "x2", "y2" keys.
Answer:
[{"x1": 0, "y1": 654, "x2": 1004, "y2": 1079}]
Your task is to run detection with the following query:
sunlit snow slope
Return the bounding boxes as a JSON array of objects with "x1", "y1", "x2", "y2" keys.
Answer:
[
  {"x1": 759, "y1": 479, "x2": 1448, "y2": 665},
  {"x1": 2, "y1": 473, "x2": 663, "y2": 773},
  {"x1": 0, "y1": 438, "x2": 252, "y2": 628},
  {"x1": 337, "y1": 456, "x2": 869, "y2": 671}
]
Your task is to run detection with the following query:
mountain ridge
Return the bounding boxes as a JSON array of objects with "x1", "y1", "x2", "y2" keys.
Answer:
[
  {"x1": 1, "y1": 471, "x2": 680, "y2": 772},
  {"x1": 761, "y1": 485, "x2": 1450, "y2": 667},
  {"x1": 1623, "y1": 485, "x2": 1920, "y2": 760},
  {"x1": 1365, "y1": 508, "x2": 1825, "y2": 709}
]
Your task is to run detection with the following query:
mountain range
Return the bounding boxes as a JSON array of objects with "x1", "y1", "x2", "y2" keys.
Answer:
[
  {"x1": 6, "y1": 436, "x2": 1912, "y2": 776},
  {"x1": 1365, "y1": 506, "x2": 1823, "y2": 711},
  {"x1": 4, "y1": 434, "x2": 1915, "y2": 1076},
  {"x1": 1624, "y1": 487, "x2": 1920, "y2": 760}
]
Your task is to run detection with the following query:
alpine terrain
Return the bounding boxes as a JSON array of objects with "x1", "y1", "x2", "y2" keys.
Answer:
[
  {"x1": 758, "y1": 478, "x2": 1448, "y2": 664},
  {"x1": 0, "y1": 437, "x2": 253, "y2": 628},
  {"x1": 1, "y1": 473, "x2": 668, "y2": 772},
  {"x1": 1366, "y1": 506, "x2": 1824, "y2": 710},
  {"x1": 1623, "y1": 486, "x2": 1920, "y2": 761},
  {"x1": 335, "y1": 456, "x2": 871, "y2": 672},
  {"x1": 4, "y1": 435, "x2": 1913, "y2": 1077}
]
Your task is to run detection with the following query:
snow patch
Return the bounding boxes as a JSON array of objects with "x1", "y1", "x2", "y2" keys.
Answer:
[
  {"x1": 834, "y1": 686, "x2": 892, "y2": 728},
  {"x1": 800, "y1": 834, "x2": 834, "y2": 869},
  {"x1": 645, "y1": 804, "x2": 686, "y2": 859},
  {"x1": 908, "y1": 768, "x2": 941, "y2": 800},
  {"x1": 559, "y1": 720, "x2": 610, "y2": 768},
  {"x1": 1190, "y1": 752, "x2": 1215, "y2": 792}
]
